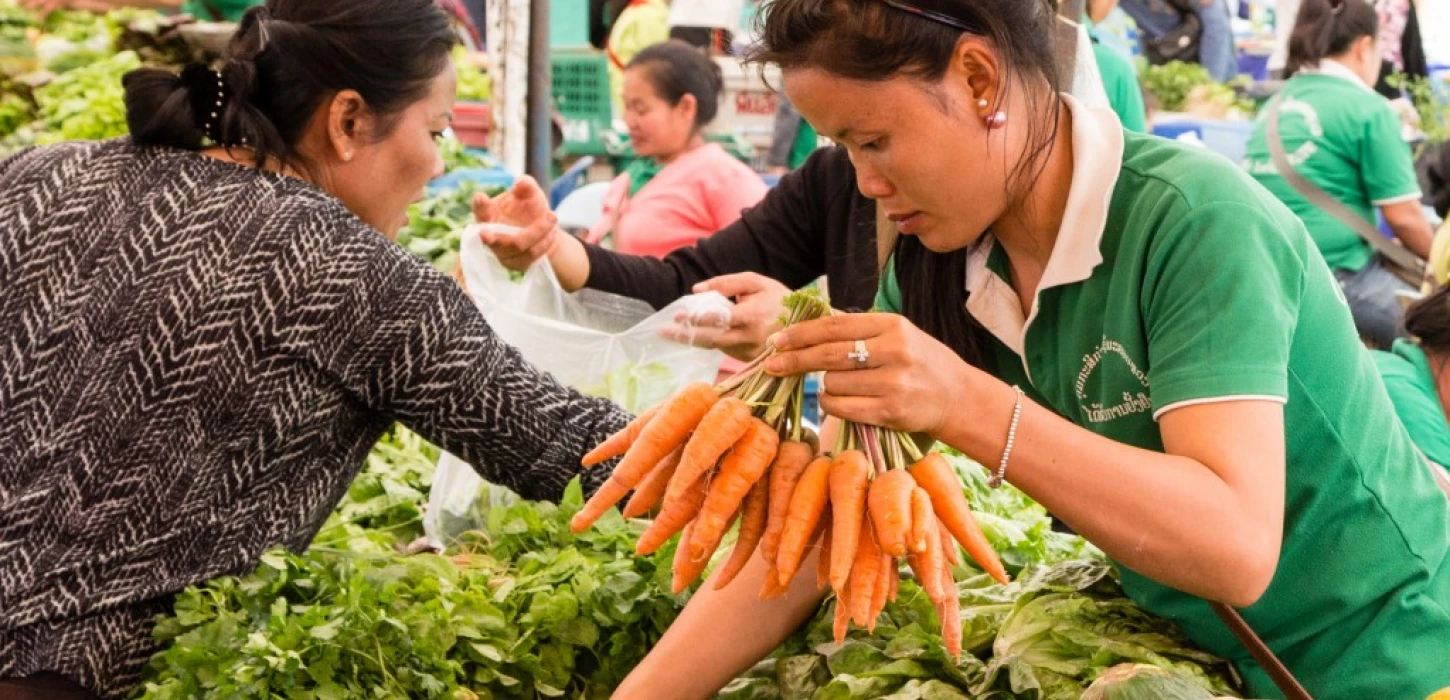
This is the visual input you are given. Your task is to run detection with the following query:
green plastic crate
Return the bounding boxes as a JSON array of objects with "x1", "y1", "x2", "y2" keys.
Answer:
[
  {"x1": 551, "y1": 48, "x2": 612, "y2": 156},
  {"x1": 550, "y1": 0, "x2": 591, "y2": 48}
]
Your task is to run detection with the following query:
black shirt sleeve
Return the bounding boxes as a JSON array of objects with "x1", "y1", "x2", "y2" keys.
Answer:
[{"x1": 583, "y1": 146, "x2": 881, "y2": 311}]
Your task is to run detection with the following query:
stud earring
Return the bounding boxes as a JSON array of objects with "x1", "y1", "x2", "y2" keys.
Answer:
[
  {"x1": 977, "y1": 98, "x2": 989, "y2": 110},
  {"x1": 986, "y1": 110, "x2": 1007, "y2": 129}
]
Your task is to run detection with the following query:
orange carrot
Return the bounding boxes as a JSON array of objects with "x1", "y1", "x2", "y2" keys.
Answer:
[
  {"x1": 869, "y1": 551, "x2": 892, "y2": 633},
  {"x1": 938, "y1": 563, "x2": 962, "y2": 658},
  {"x1": 888, "y1": 560, "x2": 899, "y2": 602},
  {"x1": 849, "y1": 522, "x2": 882, "y2": 626},
  {"x1": 868, "y1": 469, "x2": 917, "y2": 558},
  {"x1": 909, "y1": 488, "x2": 934, "y2": 555},
  {"x1": 582, "y1": 405, "x2": 659, "y2": 467},
  {"x1": 621, "y1": 446, "x2": 683, "y2": 518},
  {"x1": 816, "y1": 510, "x2": 833, "y2": 592},
  {"x1": 574, "y1": 383, "x2": 716, "y2": 532},
  {"x1": 777, "y1": 457, "x2": 833, "y2": 585},
  {"x1": 690, "y1": 421, "x2": 780, "y2": 561},
  {"x1": 909, "y1": 453, "x2": 1008, "y2": 585},
  {"x1": 714, "y1": 479, "x2": 770, "y2": 590},
  {"x1": 939, "y1": 520, "x2": 960, "y2": 567},
  {"x1": 829, "y1": 450, "x2": 872, "y2": 593},
  {"x1": 636, "y1": 473, "x2": 709, "y2": 555},
  {"x1": 665, "y1": 397, "x2": 753, "y2": 502},
  {"x1": 673, "y1": 521, "x2": 712, "y2": 594},
  {"x1": 832, "y1": 588, "x2": 851, "y2": 644},
  {"x1": 908, "y1": 521, "x2": 948, "y2": 605},
  {"x1": 761, "y1": 441, "x2": 815, "y2": 566},
  {"x1": 760, "y1": 562, "x2": 790, "y2": 600}
]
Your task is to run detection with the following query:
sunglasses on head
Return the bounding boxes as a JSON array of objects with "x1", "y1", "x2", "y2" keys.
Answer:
[{"x1": 876, "y1": 0, "x2": 978, "y2": 32}]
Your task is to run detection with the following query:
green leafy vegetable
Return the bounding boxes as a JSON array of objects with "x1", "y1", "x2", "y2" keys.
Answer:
[{"x1": 33, "y1": 49, "x2": 138, "y2": 144}]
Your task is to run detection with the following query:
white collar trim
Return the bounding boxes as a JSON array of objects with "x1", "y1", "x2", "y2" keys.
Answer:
[
  {"x1": 1298, "y1": 60, "x2": 1377, "y2": 94},
  {"x1": 964, "y1": 94, "x2": 1124, "y2": 359}
]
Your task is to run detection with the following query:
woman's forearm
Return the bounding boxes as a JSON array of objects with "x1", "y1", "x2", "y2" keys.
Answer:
[
  {"x1": 613, "y1": 547, "x2": 826, "y2": 700},
  {"x1": 934, "y1": 372, "x2": 1284, "y2": 607},
  {"x1": 548, "y1": 231, "x2": 592, "y2": 292}
]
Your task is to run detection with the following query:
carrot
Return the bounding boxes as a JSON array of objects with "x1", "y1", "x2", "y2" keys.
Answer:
[
  {"x1": 938, "y1": 563, "x2": 962, "y2": 658},
  {"x1": 869, "y1": 551, "x2": 892, "y2": 633},
  {"x1": 909, "y1": 488, "x2": 934, "y2": 555},
  {"x1": 816, "y1": 510, "x2": 833, "y2": 592},
  {"x1": 909, "y1": 453, "x2": 1008, "y2": 585},
  {"x1": 868, "y1": 469, "x2": 917, "y2": 558},
  {"x1": 908, "y1": 520, "x2": 948, "y2": 605},
  {"x1": 636, "y1": 473, "x2": 710, "y2": 555},
  {"x1": 582, "y1": 405, "x2": 659, "y2": 467},
  {"x1": 665, "y1": 397, "x2": 753, "y2": 502},
  {"x1": 832, "y1": 588, "x2": 851, "y2": 644},
  {"x1": 714, "y1": 479, "x2": 770, "y2": 590},
  {"x1": 887, "y1": 560, "x2": 899, "y2": 603},
  {"x1": 777, "y1": 457, "x2": 833, "y2": 585},
  {"x1": 689, "y1": 420, "x2": 780, "y2": 561},
  {"x1": 828, "y1": 450, "x2": 872, "y2": 593},
  {"x1": 760, "y1": 562, "x2": 790, "y2": 600},
  {"x1": 848, "y1": 522, "x2": 882, "y2": 626},
  {"x1": 574, "y1": 384, "x2": 716, "y2": 532},
  {"x1": 939, "y1": 520, "x2": 960, "y2": 567},
  {"x1": 673, "y1": 521, "x2": 713, "y2": 594},
  {"x1": 761, "y1": 441, "x2": 815, "y2": 566},
  {"x1": 621, "y1": 446, "x2": 683, "y2": 519}
]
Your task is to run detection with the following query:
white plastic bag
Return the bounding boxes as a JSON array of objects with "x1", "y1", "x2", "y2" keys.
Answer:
[{"x1": 423, "y1": 225, "x2": 730, "y2": 547}]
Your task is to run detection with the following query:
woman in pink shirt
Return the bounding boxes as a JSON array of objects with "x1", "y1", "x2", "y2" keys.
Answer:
[{"x1": 588, "y1": 41, "x2": 769, "y2": 258}]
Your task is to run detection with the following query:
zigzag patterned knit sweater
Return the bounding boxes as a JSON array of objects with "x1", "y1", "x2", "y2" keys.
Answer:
[{"x1": 0, "y1": 139, "x2": 625, "y2": 697}]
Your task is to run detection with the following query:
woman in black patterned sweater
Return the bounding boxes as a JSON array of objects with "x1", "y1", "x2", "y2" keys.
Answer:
[{"x1": 0, "y1": 1, "x2": 628, "y2": 697}]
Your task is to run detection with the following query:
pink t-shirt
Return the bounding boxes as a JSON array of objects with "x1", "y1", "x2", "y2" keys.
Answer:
[{"x1": 587, "y1": 143, "x2": 768, "y2": 258}]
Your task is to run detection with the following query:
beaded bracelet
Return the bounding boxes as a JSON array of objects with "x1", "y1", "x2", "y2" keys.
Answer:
[{"x1": 988, "y1": 385, "x2": 1024, "y2": 488}]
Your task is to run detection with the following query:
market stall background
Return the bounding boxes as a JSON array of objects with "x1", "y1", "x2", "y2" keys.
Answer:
[{"x1": 3, "y1": 1, "x2": 1448, "y2": 698}]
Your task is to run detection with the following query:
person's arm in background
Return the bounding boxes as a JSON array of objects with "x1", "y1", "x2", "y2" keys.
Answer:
[
  {"x1": 1383, "y1": 199, "x2": 1435, "y2": 258},
  {"x1": 1087, "y1": 0, "x2": 1116, "y2": 23},
  {"x1": 476, "y1": 146, "x2": 855, "y2": 309},
  {"x1": 1360, "y1": 97, "x2": 1435, "y2": 258}
]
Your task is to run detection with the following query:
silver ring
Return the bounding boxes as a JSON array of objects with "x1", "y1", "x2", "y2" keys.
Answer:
[{"x1": 847, "y1": 339, "x2": 870, "y2": 365}]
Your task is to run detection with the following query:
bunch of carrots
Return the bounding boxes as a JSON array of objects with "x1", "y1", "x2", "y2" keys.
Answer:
[
  {"x1": 570, "y1": 291, "x2": 1008, "y2": 659},
  {"x1": 767, "y1": 422, "x2": 1008, "y2": 658},
  {"x1": 569, "y1": 291, "x2": 831, "y2": 594}
]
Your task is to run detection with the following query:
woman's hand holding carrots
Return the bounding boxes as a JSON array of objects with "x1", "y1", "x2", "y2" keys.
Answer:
[
  {"x1": 571, "y1": 293, "x2": 1007, "y2": 661},
  {"x1": 765, "y1": 313, "x2": 974, "y2": 437}
]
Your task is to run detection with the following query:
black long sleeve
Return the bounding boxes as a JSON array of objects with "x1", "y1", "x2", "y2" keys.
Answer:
[{"x1": 583, "y1": 146, "x2": 883, "y2": 311}]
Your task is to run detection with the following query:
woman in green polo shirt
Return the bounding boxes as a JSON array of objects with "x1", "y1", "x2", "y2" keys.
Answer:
[
  {"x1": 1375, "y1": 286, "x2": 1450, "y2": 470},
  {"x1": 1243, "y1": 0, "x2": 1435, "y2": 348},
  {"x1": 609, "y1": 0, "x2": 1450, "y2": 698}
]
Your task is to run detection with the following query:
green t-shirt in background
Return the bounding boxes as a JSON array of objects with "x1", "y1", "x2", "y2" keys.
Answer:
[
  {"x1": 1243, "y1": 70, "x2": 1422, "y2": 272},
  {"x1": 180, "y1": 0, "x2": 260, "y2": 22},
  {"x1": 879, "y1": 131, "x2": 1450, "y2": 698},
  {"x1": 1090, "y1": 37, "x2": 1146, "y2": 133},
  {"x1": 1373, "y1": 339, "x2": 1450, "y2": 469}
]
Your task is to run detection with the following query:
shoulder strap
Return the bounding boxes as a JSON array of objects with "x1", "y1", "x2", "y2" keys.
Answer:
[
  {"x1": 1209, "y1": 603, "x2": 1315, "y2": 700},
  {"x1": 1265, "y1": 94, "x2": 1425, "y2": 275}
]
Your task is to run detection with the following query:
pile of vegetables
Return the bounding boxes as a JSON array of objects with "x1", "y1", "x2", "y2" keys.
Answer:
[
  {"x1": 32, "y1": 48, "x2": 138, "y2": 144},
  {"x1": 398, "y1": 180, "x2": 505, "y2": 274},
  {"x1": 1140, "y1": 61, "x2": 1254, "y2": 118},
  {"x1": 138, "y1": 423, "x2": 1244, "y2": 699},
  {"x1": 138, "y1": 454, "x2": 684, "y2": 699}
]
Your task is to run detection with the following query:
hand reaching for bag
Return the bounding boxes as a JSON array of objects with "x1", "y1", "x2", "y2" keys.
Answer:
[
  {"x1": 472, "y1": 176, "x2": 563, "y2": 271},
  {"x1": 662, "y1": 273, "x2": 792, "y2": 362}
]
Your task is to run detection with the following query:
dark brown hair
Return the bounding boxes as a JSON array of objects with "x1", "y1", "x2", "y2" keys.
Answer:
[
  {"x1": 749, "y1": 0, "x2": 1063, "y2": 368},
  {"x1": 1285, "y1": 0, "x2": 1378, "y2": 78},
  {"x1": 123, "y1": 0, "x2": 456, "y2": 169},
  {"x1": 1407, "y1": 285, "x2": 1450, "y2": 355}
]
